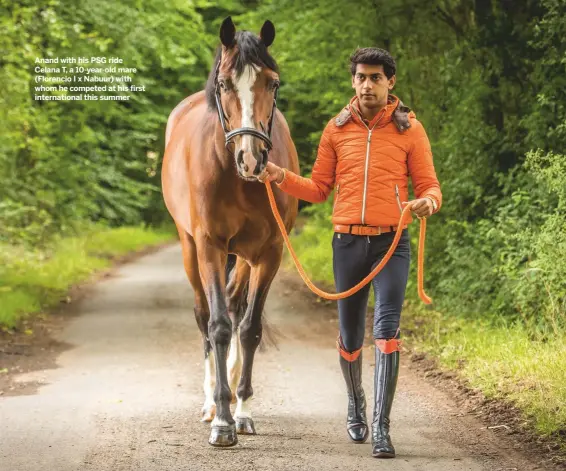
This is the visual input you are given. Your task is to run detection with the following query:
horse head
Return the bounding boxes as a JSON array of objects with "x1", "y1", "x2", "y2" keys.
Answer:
[{"x1": 211, "y1": 17, "x2": 280, "y2": 181}]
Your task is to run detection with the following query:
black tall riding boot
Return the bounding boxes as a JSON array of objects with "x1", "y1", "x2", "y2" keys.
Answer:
[
  {"x1": 371, "y1": 339, "x2": 400, "y2": 458},
  {"x1": 338, "y1": 340, "x2": 369, "y2": 443}
]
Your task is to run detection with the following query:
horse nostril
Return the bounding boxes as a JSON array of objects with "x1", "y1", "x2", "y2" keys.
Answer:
[
  {"x1": 261, "y1": 149, "x2": 268, "y2": 167},
  {"x1": 253, "y1": 152, "x2": 268, "y2": 176},
  {"x1": 237, "y1": 150, "x2": 249, "y2": 172}
]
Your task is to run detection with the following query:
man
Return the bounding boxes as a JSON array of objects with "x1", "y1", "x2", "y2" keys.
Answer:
[{"x1": 259, "y1": 47, "x2": 442, "y2": 458}]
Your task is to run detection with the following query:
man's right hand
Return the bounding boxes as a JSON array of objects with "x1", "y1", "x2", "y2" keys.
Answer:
[{"x1": 258, "y1": 161, "x2": 285, "y2": 184}]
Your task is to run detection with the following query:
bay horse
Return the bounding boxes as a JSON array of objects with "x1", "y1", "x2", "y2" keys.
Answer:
[{"x1": 162, "y1": 17, "x2": 298, "y2": 447}]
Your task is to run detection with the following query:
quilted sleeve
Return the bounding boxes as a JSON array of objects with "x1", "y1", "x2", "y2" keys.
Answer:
[
  {"x1": 277, "y1": 121, "x2": 337, "y2": 203},
  {"x1": 407, "y1": 120, "x2": 443, "y2": 213}
]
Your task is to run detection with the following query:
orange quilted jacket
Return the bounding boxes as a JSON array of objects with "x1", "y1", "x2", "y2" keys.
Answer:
[{"x1": 277, "y1": 94, "x2": 442, "y2": 227}]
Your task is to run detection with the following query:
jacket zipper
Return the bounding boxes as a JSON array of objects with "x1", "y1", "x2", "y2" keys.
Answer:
[
  {"x1": 351, "y1": 106, "x2": 384, "y2": 225},
  {"x1": 395, "y1": 184, "x2": 403, "y2": 215},
  {"x1": 361, "y1": 130, "x2": 372, "y2": 225},
  {"x1": 334, "y1": 183, "x2": 340, "y2": 210}
]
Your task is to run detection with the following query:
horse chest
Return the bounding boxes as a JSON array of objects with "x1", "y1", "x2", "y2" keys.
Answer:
[{"x1": 195, "y1": 186, "x2": 271, "y2": 233}]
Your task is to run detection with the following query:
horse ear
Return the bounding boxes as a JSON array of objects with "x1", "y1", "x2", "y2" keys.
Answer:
[
  {"x1": 220, "y1": 16, "x2": 236, "y2": 48},
  {"x1": 259, "y1": 20, "x2": 275, "y2": 47}
]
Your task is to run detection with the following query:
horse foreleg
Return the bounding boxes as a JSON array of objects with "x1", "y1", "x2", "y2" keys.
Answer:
[
  {"x1": 196, "y1": 237, "x2": 237, "y2": 447},
  {"x1": 193, "y1": 306, "x2": 216, "y2": 422},
  {"x1": 178, "y1": 229, "x2": 216, "y2": 422},
  {"x1": 235, "y1": 246, "x2": 281, "y2": 435}
]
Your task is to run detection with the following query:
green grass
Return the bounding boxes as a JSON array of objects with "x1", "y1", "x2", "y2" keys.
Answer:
[
  {"x1": 286, "y1": 217, "x2": 566, "y2": 440},
  {"x1": 405, "y1": 310, "x2": 566, "y2": 438},
  {"x1": 0, "y1": 225, "x2": 175, "y2": 328},
  {"x1": 282, "y1": 220, "x2": 335, "y2": 285}
]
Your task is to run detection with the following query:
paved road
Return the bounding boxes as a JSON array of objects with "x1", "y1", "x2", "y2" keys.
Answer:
[{"x1": 0, "y1": 245, "x2": 540, "y2": 470}]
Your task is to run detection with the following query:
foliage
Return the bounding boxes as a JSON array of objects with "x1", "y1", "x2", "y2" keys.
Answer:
[
  {"x1": 0, "y1": 0, "x2": 214, "y2": 245},
  {"x1": 0, "y1": 224, "x2": 174, "y2": 328},
  {"x1": 239, "y1": 0, "x2": 566, "y2": 332},
  {"x1": 283, "y1": 197, "x2": 336, "y2": 285}
]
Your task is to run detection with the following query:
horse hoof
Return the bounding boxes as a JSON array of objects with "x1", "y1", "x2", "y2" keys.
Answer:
[
  {"x1": 201, "y1": 404, "x2": 216, "y2": 423},
  {"x1": 235, "y1": 417, "x2": 256, "y2": 435},
  {"x1": 209, "y1": 425, "x2": 238, "y2": 447}
]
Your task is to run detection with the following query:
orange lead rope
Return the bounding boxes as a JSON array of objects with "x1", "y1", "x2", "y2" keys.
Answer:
[
  {"x1": 264, "y1": 181, "x2": 432, "y2": 304},
  {"x1": 417, "y1": 215, "x2": 432, "y2": 304}
]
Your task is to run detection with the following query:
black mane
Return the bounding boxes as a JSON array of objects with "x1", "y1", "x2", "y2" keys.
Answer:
[{"x1": 205, "y1": 31, "x2": 279, "y2": 110}]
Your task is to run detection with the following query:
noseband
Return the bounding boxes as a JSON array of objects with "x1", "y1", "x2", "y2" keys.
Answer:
[{"x1": 214, "y1": 61, "x2": 278, "y2": 151}]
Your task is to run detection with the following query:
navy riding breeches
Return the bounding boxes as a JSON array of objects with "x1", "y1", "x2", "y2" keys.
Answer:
[{"x1": 332, "y1": 229, "x2": 411, "y2": 352}]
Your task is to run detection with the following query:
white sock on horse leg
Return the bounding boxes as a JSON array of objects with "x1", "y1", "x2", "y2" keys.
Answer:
[
  {"x1": 227, "y1": 328, "x2": 242, "y2": 393},
  {"x1": 235, "y1": 397, "x2": 252, "y2": 419},
  {"x1": 203, "y1": 349, "x2": 216, "y2": 409}
]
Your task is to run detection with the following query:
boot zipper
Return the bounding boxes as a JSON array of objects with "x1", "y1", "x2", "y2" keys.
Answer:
[{"x1": 349, "y1": 363, "x2": 360, "y2": 418}]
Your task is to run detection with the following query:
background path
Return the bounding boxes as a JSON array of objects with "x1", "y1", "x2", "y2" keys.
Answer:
[{"x1": 0, "y1": 245, "x2": 542, "y2": 470}]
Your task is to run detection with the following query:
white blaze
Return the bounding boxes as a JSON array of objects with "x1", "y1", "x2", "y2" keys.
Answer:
[{"x1": 234, "y1": 64, "x2": 260, "y2": 176}]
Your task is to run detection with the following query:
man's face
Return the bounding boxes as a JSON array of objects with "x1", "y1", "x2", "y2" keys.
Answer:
[{"x1": 351, "y1": 64, "x2": 396, "y2": 108}]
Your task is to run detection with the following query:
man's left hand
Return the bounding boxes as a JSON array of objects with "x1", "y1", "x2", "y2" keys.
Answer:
[{"x1": 402, "y1": 198, "x2": 434, "y2": 218}]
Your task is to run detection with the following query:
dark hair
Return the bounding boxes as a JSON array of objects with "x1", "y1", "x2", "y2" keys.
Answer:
[
  {"x1": 206, "y1": 31, "x2": 279, "y2": 109},
  {"x1": 349, "y1": 47, "x2": 396, "y2": 79}
]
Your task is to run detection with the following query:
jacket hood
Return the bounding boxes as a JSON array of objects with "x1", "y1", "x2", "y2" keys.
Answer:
[
  {"x1": 335, "y1": 94, "x2": 416, "y2": 130},
  {"x1": 349, "y1": 94, "x2": 400, "y2": 128}
]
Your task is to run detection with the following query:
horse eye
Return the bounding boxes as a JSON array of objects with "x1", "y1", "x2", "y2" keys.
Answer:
[
  {"x1": 272, "y1": 81, "x2": 280, "y2": 91},
  {"x1": 219, "y1": 80, "x2": 232, "y2": 92}
]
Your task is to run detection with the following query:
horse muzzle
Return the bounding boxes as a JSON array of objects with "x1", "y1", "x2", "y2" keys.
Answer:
[{"x1": 236, "y1": 149, "x2": 268, "y2": 180}]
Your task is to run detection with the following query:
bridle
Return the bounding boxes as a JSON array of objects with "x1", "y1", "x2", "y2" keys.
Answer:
[{"x1": 213, "y1": 61, "x2": 278, "y2": 152}]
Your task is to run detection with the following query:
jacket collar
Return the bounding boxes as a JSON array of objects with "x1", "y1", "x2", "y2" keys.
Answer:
[{"x1": 348, "y1": 94, "x2": 399, "y2": 129}]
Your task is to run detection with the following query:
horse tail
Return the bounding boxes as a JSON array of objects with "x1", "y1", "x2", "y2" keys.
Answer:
[
  {"x1": 258, "y1": 313, "x2": 280, "y2": 352},
  {"x1": 224, "y1": 254, "x2": 279, "y2": 351},
  {"x1": 225, "y1": 253, "x2": 238, "y2": 287}
]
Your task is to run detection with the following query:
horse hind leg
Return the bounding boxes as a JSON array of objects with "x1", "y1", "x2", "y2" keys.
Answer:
[
  {"x1": 227, "y1": 329, "x2": 241, "y2": 405},
  {"x1": 226, "y1": 257, "x2": 250, "y2": 403},
  {"x1": 178, "y1": 228, "x2": 216, "y2": 422},
  {"x1": 235, "y1": 245, "x2": 281, "y2": 435}
]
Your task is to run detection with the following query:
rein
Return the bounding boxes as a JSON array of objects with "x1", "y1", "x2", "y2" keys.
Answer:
[{"x1": 263, "y1": 181, "x2": 432, "y2": 304}]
